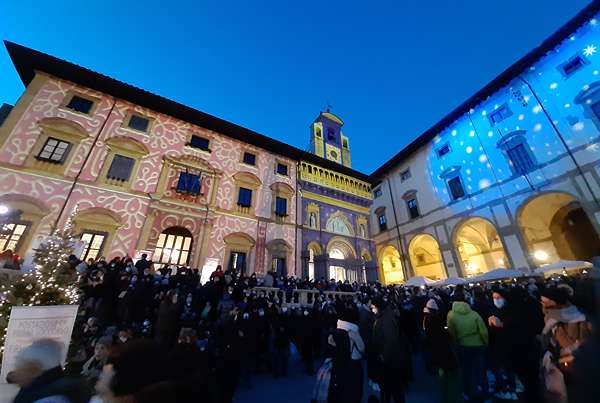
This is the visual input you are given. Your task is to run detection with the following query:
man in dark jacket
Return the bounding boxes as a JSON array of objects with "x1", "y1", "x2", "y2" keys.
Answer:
[
  {"x1": 371, "y1": 298, "x2": 409, "y2": 403},
  {"x1": 8, "y1": 339, "x2": 90, "y2": 403}
]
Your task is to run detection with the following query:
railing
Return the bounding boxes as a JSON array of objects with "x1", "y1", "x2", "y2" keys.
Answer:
[
  {"x1": 252, "y1": 286, "x2": 358, "y2": 308},
  {"x1": 299, "y1": 161, "x2": 372, "y2": 199}
]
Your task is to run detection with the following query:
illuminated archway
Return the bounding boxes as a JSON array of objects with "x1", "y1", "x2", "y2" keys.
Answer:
[
  {"x1": 454, "y1": 217, "x2": 508, "y2": 277},
  {"x1": 518, "y1": 192, "x2": 600, "y2": 264},
  {"x1": 327, "y1": 237, "x2": 355, "y2": 281},
  {"x1": 408, "y1": 234, "x2": 446, "y2": 280},
  {"x1": 307, "y1": 241, "x2": 322, "y2": 280},
  {"x1": 379, "y1": 245, "x2": 404, "y2": 284}
]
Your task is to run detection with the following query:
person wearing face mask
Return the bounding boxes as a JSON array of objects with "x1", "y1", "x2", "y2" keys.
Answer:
[{"x1": 487, "y1": 289, "x2": 518, "y2": 400}]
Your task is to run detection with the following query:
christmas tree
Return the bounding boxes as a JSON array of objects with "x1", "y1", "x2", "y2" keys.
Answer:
[{"x1": 0, "y1": 206, "x2": 81, "y2": 356}]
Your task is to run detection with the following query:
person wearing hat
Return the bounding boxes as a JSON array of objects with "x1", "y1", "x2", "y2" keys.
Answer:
[{"x1": 423, "y1": 298, "x2": 460, "y2": 403}]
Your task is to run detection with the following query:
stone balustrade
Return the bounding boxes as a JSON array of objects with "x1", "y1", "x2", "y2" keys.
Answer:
[{"x1": 252, "y1": 286, "x2": 357, "y2": 308}]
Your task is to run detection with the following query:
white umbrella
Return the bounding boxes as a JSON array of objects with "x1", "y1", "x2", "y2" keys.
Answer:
[
  {"x1": 433, "y1": 276, "x2": 467, "y2": 287},
  {"x1": 467, "y1": 268, "x2": 525, "y2": 283},
  {"x1": 534, "y1": 260, "x2": 593, "y2": 277},
  {"x1": 404, "y1": 275, "x2": 436, "y2": 287}
]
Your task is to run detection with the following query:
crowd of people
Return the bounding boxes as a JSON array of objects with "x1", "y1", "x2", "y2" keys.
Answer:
[{"x1": 5, "y1": 252, "x2": 600, "y2": 403}]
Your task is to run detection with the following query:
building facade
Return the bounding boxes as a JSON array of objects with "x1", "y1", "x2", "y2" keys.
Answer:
[
  {"x1": 371, "y1": 3, "x2": 600, "y2": 283},
  {"x1": 297, "y1": 112, "x2": 377, "y2": 283},
  {"x1": 0, "y1": 43, "x2": 375, "y2": 281}
]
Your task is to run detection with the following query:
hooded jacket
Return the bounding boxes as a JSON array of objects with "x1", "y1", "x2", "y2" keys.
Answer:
[{"x1": 447, "y1": 301, "x2": 488, "y2": 347}]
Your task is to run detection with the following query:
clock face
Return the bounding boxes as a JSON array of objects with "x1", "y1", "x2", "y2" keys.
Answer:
[{"x1": 326, "y1": 144, "x2": 341, "y2": 163}]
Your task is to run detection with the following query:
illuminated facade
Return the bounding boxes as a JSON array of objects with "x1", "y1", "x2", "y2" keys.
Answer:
[
  {"x1": 371, "y1": 3, "x2": 600, "y2": 281},
  {"x1": 298, "y1": 112, "x2": 377, "y2": 282}
]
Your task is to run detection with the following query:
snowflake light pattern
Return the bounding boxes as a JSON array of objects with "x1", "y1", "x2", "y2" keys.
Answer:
[{"x1": 584, "y1": 44, "x2": 597, "y2": 56}]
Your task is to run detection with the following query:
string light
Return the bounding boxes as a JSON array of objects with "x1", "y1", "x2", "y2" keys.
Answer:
[{"x1": 0, "y1": 205, "x2": 81, "y2": 355}]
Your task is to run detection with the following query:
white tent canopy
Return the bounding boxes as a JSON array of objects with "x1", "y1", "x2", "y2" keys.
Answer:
[
  {"x1": 404, "y1": 275, "x2": 436, "y2": 287},
  {"x1": 433, "y1": 276, "x2": 467, "y2": 287},
  {"x1": 534, "y1": 260, "x2": 593, "y2": 277},
  {"x1": 467, "y1": 268, "x2": 525, "y2": 283}
]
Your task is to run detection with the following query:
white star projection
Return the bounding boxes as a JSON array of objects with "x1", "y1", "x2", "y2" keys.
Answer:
[
  {"x1": 586, "y1": 143, "x2": 600, "y2": 152},
  {"x1": 584, "y1": 44, "x2": 597, "y2": 56}
]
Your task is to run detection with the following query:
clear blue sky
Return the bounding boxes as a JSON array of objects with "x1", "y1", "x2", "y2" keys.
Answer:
[{"x1": 0, "y1": 0, "x2": 592, "y2": 173}]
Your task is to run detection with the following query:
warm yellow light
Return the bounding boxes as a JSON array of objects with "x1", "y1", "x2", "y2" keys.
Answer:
[
  {"x1": 498, "y1": 259, "x2": 505, "y2": 266},
  {"x1": 534, "y1": 250, "x2": 549, "y2": 262}
]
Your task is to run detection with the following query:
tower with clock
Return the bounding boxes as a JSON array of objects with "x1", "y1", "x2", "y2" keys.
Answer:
[{"x1": 310, "y1": 109, "x2": 352, "y2": 168}]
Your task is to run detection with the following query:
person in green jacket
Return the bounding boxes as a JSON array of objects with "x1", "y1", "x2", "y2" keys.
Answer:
[{"x1": 447, "y1": 300, "x2": 488, "y2": 402}]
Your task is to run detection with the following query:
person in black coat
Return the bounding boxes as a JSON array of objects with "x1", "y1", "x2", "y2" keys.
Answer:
[{"x1": 155, "y1": 290, "x2": 180, "y2": 348}]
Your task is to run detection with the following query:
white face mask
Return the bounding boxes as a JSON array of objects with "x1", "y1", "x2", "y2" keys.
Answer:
[
  {"x1": 119, "y1": 336, "x2": 128, "y2": 343},
  {"x1": 281, "y1": 307, "x2": 288, "y2": 313},
  {"x1": 493, "y1": 298, "x2": 505, "y2": 309},
  {"x1": 371, "y1": 307, "x2": 379, "y2": 315},
  {"x1": 258, "y1": 310, "x2": 265, "y2": 317}
]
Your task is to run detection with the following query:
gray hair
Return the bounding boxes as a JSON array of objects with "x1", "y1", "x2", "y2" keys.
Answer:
[{"x1": 16, "y1": 338, "x2": 63, "y2": 371}]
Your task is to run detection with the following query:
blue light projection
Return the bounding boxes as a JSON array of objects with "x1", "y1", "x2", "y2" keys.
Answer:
[{"x1": 426, "y1": 15, "x2": 600, "y2": 208}]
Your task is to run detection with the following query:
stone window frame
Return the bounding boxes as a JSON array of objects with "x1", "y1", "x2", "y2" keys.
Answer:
[
  {"x1": 122, "y1": 111, "x2": 154, "y2": 134},
  {"x1": 356, "y1": 215, "x2": 369, "y2": 238},
  {"x1": 26, "y1": 118, "x2": 88, "y2": 177},
  {"x1": 233, "y1": 171, "x2": 262, "y2": 216},
  {"x1": 496, "y1": 129, "x2": 538, "y2": 176},
  {"x1": 59, "y1": 91, "x2": 101, "y2": 117},
  {"x1": 557, "y1": 52, "x2": 589, "y2": 78},
  {"x1": 270, "y1": 182, "x2": 294, "y2": 224},
  {"x1": 440, "y1": 165, "x2": 466, "y2": 202},
  {"x1": 402, "y1": 190, "x2": 420, "y2": 220},
  {"x1": 99, "y1": 136, "x2": 149, "y2": 190}
]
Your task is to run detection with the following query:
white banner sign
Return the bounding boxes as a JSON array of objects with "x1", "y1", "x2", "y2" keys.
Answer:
[{"x1": 0, "y1": 305, "x2": 78, "y2": 383}]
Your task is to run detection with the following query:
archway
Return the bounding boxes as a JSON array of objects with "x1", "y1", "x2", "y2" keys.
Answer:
[
  {"x1": 454, "y1": 217, "x2": 508, "y2": 276},
  {"x1": 267, "y1": 239, "x2": 291, "y2": 277},
  {"x1": 153, "y1": 226, "x2": 193, "y2": 268},
  {"x1": 224, "y1": 232, "x2": 255, "y2": 275},
  {"x1": 326, "y1": 237, "x2": 356, "y2": 281},
  {"x1": 518, "y1": 192, "x2": 600, "y2": 264},
  {"x1": 307, "y1": 241, "x2": 322, "y2": 280},
  {"x1": 408, "y1": 234, "x2": 446, "y2": 280},
  {"x1": 74, "y1": 207, "x2": 122, "y2": 262},
  {"x1": 379, "y1": 245, "x2": 404, "y2": 284}
]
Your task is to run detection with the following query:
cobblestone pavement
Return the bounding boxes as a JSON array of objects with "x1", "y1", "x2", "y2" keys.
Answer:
[{"x1": 235, "y1": 350, "x2": 439, "y2": 403}]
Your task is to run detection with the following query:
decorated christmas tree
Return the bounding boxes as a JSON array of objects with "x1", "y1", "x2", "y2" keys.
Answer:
[{"x1": 0, "y1": 206, "x2": 81, "y2": 355}]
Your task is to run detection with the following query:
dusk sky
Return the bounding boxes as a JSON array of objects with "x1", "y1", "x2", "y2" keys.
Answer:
[{"x1": 0, "y1": 0, "x2": 592, "y2": 173}]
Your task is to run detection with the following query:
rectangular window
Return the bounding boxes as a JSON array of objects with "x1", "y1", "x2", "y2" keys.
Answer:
[
  {"x1": 229, "y1": 251, "x2": 247, "y2": 273},
  {"x1": 0, "y1": 223, "x2": 28, "y2": 253},
  {"x1": 127, "y1": 114, "x2": 150, "y2": 132},
  {"x1": 176, "y1": 171, "x2": 202, "y2": 195},
  {"x1": 36, "y1": 137, "x2": 71, "y2": 164},
  {"x1": 488, "y1": 104, "x2": 512, "y2": 126},
  {"x1": 448, "y1": 176, "x2": 465, "y2": 200},
  {"x1": 275, "y1": 196, "x2": 287, "y2": 217},
  {"x1": 276, "y1": 163, "x2": 288, "y2": 176},
  {"x1": 407, "y1": 198, "x2": 420, "y2": 219},
  {"x1": 378, "y1": 214, "x2": 387, "y2": 231},
  {"x1": 65, "y1": 95, "x2": 94, "y2": 114},
  {"x1": 106, "y1": 155, "x2": 135, "y2": 182},
  {"x1": 373, "y1": 188, "x2": 382, "y2": 198},
  {"x1": 400, "y1": 169, "x2": 411, "y2": 182},
  {"x1": 327, "y1": 128, "x2": 335, "y2": 140},
  {"x1": 342, "y1": 139, "x2": 349, "y2": 148},
  {"x1": 80, "y1": 232, "x2": 106, "y2": 262},
  {"x1": 507, "y1": 143, "x2": 536, "y2": 175},
  {"x1": 237, "y1": 187, "x2": 253, "y2": 207},
  {"x1": 243, "y1": 152, "x2": 256, "y2": 166},
  {"x1": 436, "y1": 143, "x2": 450, "y2": 158},
  {"x1": 189, "y1": 135, "x2": 210, "y2": 151},
  {"x1": 558, "y1": 54, "x2": 587, "y2": 77}
]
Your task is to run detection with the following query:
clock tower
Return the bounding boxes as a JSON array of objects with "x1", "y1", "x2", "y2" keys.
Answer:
[{"x1": 310, "y1": 110, "x2": 351, "y2": 168}]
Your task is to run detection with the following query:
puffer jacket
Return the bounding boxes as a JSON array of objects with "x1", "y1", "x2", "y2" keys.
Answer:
[{"x1": 447, "y1": 301, "x2": 488, "y2": 347}]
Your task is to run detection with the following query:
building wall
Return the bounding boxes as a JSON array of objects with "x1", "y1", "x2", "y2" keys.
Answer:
[
  {"x1": 372, "y1": 14, "x2": 600, "y2": 281},
  {"x1": 0, "y1": 73, "x2": 296, "y2": 276}
]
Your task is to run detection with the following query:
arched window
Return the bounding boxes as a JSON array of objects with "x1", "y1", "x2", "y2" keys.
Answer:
[{"x1": 153, "y1": 227, "x2": 193, "y2": 267}]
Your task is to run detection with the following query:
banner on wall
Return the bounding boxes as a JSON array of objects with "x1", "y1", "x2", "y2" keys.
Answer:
[{"x1": 0, "y1": 305, "x2": 79, "y2": 383}]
